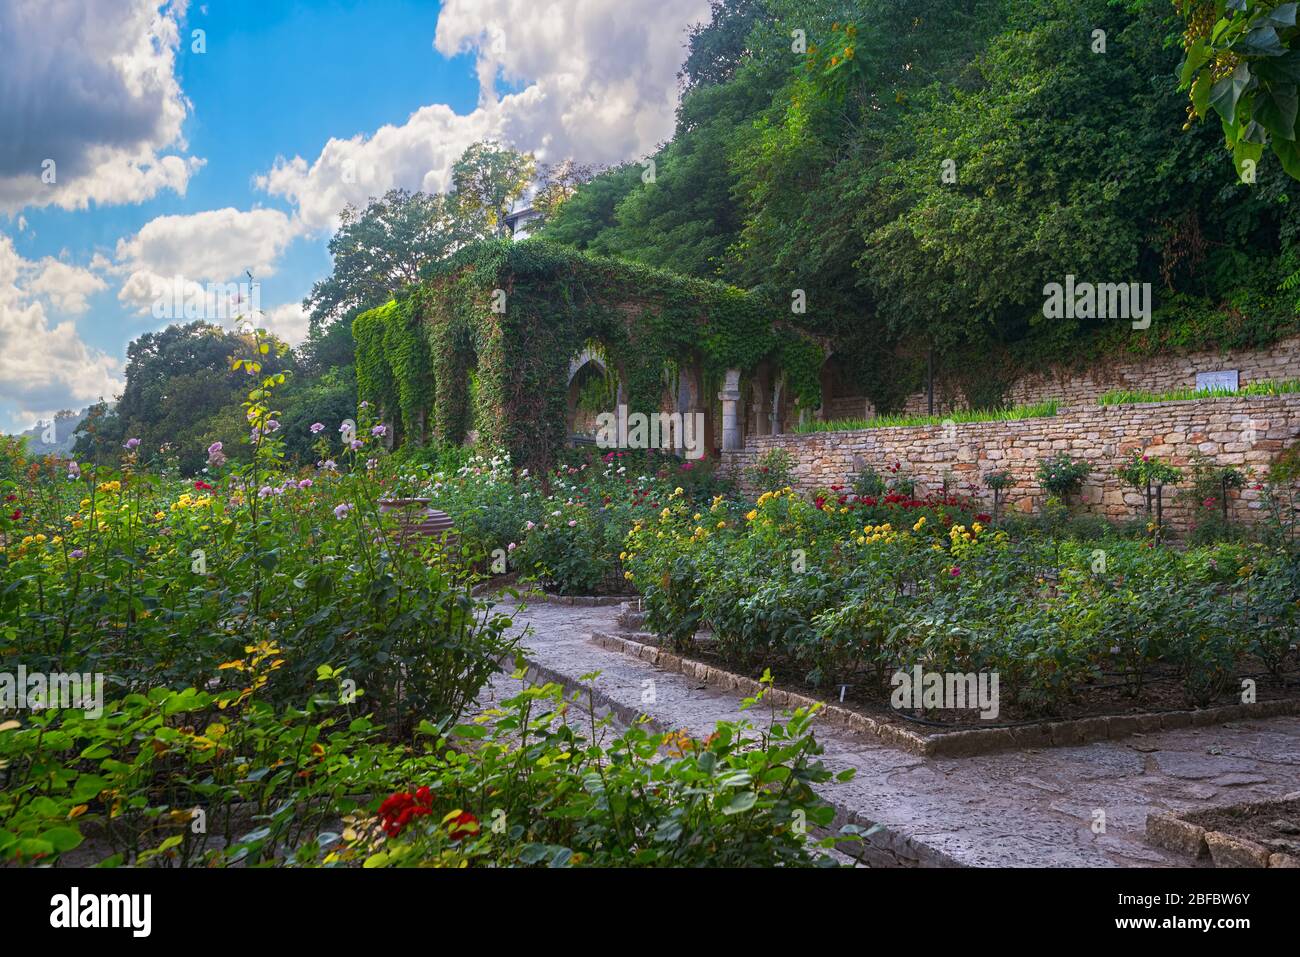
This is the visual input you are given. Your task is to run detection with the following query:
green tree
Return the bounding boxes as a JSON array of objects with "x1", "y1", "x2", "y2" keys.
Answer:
[
  {"x1": 73, "y1": 322, "x2": 294, "y2": 474},
  {"x1": 450, "y1": 141, "x2": 536, "y2": 238},
  {"x1": 533, "y1": 159, "x2": 602, "y2": 222},
  {"x1": 304, "y1": 188, "x2": 474, "y2": 331}
]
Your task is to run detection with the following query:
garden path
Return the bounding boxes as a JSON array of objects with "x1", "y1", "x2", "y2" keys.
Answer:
[{"x1": 480, "y1": 599, "x2": 1300, "y2": 868}]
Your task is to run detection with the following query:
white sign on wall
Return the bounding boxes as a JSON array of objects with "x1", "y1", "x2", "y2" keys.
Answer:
[{"x1": 1196, "y1": 370, "x2": 1239, "y2": 392}]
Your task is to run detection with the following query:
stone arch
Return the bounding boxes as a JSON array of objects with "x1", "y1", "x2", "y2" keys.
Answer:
[{"x1": 566, "y1": 348, "x2": 620, "y2": 442}]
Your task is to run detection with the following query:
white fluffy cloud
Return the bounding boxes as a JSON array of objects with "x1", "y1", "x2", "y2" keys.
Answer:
[
  {"x1": 0, "y1": 235, "x2": 120, "y2": 425},
  {"x1": 28, "y1": 259, "x2": 109, "y2": 315},
  {"x1": 113, "y1": 207, "x2": 301, "y2": 315},
  {"x1": 261, "y1": 301, "x2": 310, "y2": 345},
  {"x1": 115, "y1": 207, "x2": 299, "y2": 283},
  {"x1": 0, "y1": 0, "x2": 201, "y2": 214},
  {"x1": 260, "y1": 0, "x2": 709, "y2": 229}
]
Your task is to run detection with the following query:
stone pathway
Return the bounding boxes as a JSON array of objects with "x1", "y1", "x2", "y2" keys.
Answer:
[{"x1": 481, "y1": 599, "x2": 1300, "y2": 868}]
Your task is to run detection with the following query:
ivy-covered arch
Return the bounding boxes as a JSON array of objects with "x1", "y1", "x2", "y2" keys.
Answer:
[{"x1": 355, "y1": 239, "x2": 824, "y2": 474}]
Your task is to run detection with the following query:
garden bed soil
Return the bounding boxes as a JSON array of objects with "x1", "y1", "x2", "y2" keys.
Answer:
[
  {"x1": 590, "y1": 629, "x2": 1300, "y2": 757},
  {"x1": 684, "y1": 636, "x2": 1299, "y2": 728}
]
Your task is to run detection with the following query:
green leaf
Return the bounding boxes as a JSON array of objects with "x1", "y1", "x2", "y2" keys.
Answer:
[
  {"x1": 1210, "y1": 63, "x2": 1252, "y2": 125},
  {"x1": 1234, "y1": 137, "x2": 1265, "y2": 177},
  {"x1": 41, "y1": 827, "x2": 83, "y2": 853},
  {"x1": 1234, "y1": 25, "x2": 1285, "y2": 58},
  {"x1": 1192, "y1": 70, "x2": 1214, "y2": 117},
  {"x1": 1257, "y1": 51, "x2": 1300, "y2": 86},
  {"x1": 451, "y1": 723, "x2": 488, "y2": 739},
  {"x1": 722, "y1": 790, "x2": 758, "y2": 815},
  {"x1": 1256, "y1": 83, "x2": 1298, "y2": 140},
  {"x1": 1180, "y1": 39, "x2": 1211, "y2": 87},
  {"x1": 1262, "y1": 3, "x2": 1297, "y2": 28},
  {"x1": 518, "y1": 843, "x2": 549, "y2": 864},
  {"x1": 1273, "y1": 137, "x2": 1300, "y2": 178},
  {"x1": 71, "y1": 774, "x2": 107, "y2": 803}
]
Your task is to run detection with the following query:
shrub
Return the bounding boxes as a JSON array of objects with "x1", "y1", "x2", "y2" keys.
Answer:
[
  {"x1": 983, "y1": 469, "x2": 1016, "y2": 525},
  {"x1": 746, "y1": 447, "x2": 795, "y2": 493},
  {"x1": 0, "y1": 668, "x2": 863, "y2": 868},
  {"x1": 1036, "y1": 453, "x2": 1091, "y2": 500},
  {"x1": 1115, "y1": 449, "x2": 1184, "y2": 540}
]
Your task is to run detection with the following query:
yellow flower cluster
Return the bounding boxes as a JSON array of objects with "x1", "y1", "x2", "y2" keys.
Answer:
[
  {"x1": 754, "y1": 487, "x2": 792, "y2": 507},
  {"x1": 171, "y1": 493, "x2": 212, "y2": 511},
  {"x1": 854, "y1": 522, "x2": 898, "y2": 546},
  {"x1": 949, "y1": 523, "x2": 976, "y2": 544}
]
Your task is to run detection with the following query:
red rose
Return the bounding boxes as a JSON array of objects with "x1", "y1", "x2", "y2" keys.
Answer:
[
  {"x1": 378, "y1": 790, "x2": 433, "y2": 838},
  {"x1": 448, "y1": 811, "x2": 479, "y2": 842}
]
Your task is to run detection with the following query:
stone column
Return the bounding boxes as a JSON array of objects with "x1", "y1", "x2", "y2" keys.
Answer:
[{"x1": 719, "y1": 368, "x2": 742, "y2": 451}]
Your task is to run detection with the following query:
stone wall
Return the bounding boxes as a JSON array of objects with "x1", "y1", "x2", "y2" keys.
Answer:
[
  {"x1": 822, "y1": 335, "x2": 1300, "y2": 421},
  {"x1": 722, "y1": 394, "x2": 1300, "y2": 530}
]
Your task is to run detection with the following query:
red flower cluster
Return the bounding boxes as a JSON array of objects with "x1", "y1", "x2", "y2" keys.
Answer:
[
  {"x1": 378, "y1": 786, "x2": 433, "y2": 838},
  {"x1": 447, "y1": 810, "x2": 480, "y2": 842},
  {"x1": 376, "y1": 789, "x2": 480, "y2": 843},
  {"x1": 194, "y1": 480, "x2": 214, "y2": 491}
]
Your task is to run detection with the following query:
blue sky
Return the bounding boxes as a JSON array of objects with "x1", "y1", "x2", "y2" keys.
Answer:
[
  {"x1": 10, "y1": 0, "x2": 480, "y2": 371},
  {"x1": 0, "y1": 0, "x2": 708, "y2": 430}
]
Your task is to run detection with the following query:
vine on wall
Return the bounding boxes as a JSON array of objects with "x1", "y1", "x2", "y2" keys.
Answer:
[{"x1": 355, "y1": 239, "x2": 824, "y2": 473}]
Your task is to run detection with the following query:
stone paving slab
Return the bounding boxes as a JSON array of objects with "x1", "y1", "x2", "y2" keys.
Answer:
[{"x1": 482, "y1": 600, "x2": 1300, "y2": 868}]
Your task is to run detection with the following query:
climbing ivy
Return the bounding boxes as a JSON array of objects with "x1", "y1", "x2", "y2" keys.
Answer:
[
  {"x1": 353, "y1": 305, "x2": 400, "y2": 431},
  {"x1": 355, "y1": 239, "x2": 823, "y2": 473}
]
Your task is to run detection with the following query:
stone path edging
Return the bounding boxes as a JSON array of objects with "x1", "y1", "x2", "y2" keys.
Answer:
[
  {"x1": 593, "y1": 621, "x2": 1300, "y2": 757},
  {"x1": 489, "y1": 599, "x2": 1300, "y2": 868},
  {"x1": 508, "y1": 644, "x2": 954, "y2": 867},
  {"x1": 1147, "y1": 802, "x2": 1300, "y2": 869}
]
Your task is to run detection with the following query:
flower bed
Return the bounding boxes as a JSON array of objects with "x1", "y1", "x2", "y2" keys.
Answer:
[
  {"x1": 392, "y1": 447, "x2": 733, "y2": 595},
  {"x1": 623, "y1": 486, "x2": 1300, "y2": 719},
  {"x1": 1, "y1": 339, "x2": 848, "y2": 867}
]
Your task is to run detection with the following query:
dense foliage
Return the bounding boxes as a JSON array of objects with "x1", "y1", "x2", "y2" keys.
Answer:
[
  {"x1": 541, "y1": 0, "x2": 1300, "y2": 411},
  {"x1": 624, "y1": 485, "x2": 1300, "y2": 712},
  {"x1": 2, "y1": 350, "x2": 852, "y2": 867},
  {"x1": 353, "y1": 240, "x2": 823, "y2": 475}
]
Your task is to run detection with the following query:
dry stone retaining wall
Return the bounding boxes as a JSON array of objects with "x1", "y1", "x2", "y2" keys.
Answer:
[
  {"x1": 722, "y1": 394, "x2": 1300, "y2": 530},
  {"x1": 824, "y1": 335, "x2": 1300, "y2": 420}
]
